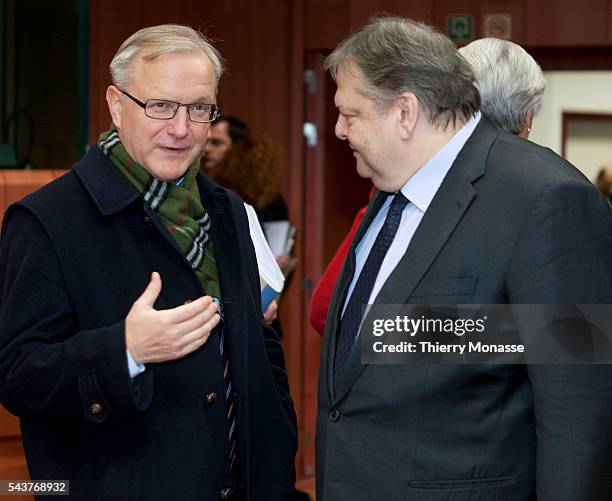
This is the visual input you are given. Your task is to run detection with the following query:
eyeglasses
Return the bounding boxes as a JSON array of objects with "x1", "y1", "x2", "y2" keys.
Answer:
[{"x1": 119, "y1": 89, "x2": 220, "y2": 123}]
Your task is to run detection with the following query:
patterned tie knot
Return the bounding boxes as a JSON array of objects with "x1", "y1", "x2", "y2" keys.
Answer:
[
  {"x1": 333, "y1": 190, "x2": 410, "y2": 389},
  {"x1": 389, "y1": 191, "x2": 409, "y2": 214}
]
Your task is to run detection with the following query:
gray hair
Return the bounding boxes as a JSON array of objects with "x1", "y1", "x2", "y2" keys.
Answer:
[
  {"x1": 324, "y1": 16, "x2": 480, "y2": 129},
  {"x1": 459, "y1": 38, "x2": 546, "y2": 135},
  {"x1": 109, "y1": 24, "x2": 224, "y2": 89}
]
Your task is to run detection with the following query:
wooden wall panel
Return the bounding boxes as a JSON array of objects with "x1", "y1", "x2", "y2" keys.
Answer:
[
  {"x1": 609, "y1": 0, "x2": 612, "y2": 44},
  {"x1": 208, "y1": 0, "x2": 292, "y2": 162},
  {"x1": 305, "y1": 0, "x2": 433, "y2": 50},
  {"x1": 0, "y1": 406, "x2": 20, "y2": 436},
  {"x1": 305, "y1": 0, "x2": 350, "y2": 49},
  {"x1": 479, "y1": 2, "x2": 525, "y2": 44},
  {"x1": 349, "y1": 0, "x2": 388, "y2": 26},
  {"x1": 0, "y1": 170, "x2": 67, "y2": 221},
  {"x1": 349, "y1": 0, "x2": 433, "y2": 33},
  {"x1": 88, "y1": 0, "x2": 291, "y2": 163},
  {"x1": 304, "y1": 0, "x2": 612, "y2": 51},
  {"x1": 88, "y1": 0, "x2": 142, "y2": 144},
  {"x1": 526, "y1": 0, "x2": 609, "y2": 46},
  {"x1": 0, "y1": 407, "x2": 31, "y2": 501},
  {"x1": 433, "y1": 1, "x2": 525, "y2": 44},
  {"x1": 284, "y1": 0, "x2": 309, "y2": 479}
]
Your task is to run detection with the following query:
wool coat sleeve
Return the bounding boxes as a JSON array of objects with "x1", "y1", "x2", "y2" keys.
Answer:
[{"x1": 0, "y1": 207, "x2": 152, "y2": 422}]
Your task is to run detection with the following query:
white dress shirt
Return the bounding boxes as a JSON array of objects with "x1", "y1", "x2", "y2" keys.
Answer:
[{"x1": 342, "y1": 112, "x2": 481, "y2": 318}]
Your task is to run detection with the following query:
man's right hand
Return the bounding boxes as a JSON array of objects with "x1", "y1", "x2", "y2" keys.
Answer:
[{"x1": 125, "y1": 272, "x2": 220, "y2": 365}]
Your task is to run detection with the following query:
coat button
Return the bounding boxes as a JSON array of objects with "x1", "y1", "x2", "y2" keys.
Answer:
[
  {"x1": 90, "y1": 402, "x2": 103, "y2": 415},
  {"x1": 204, "y1": 392, "x2": 218, "y2": 406},
  {"x1": 219, "y1": 487, "x2": 233, "y2": 499},
  {"x1": 329, "y1": 409, "x2": 340, "y2": 422}
]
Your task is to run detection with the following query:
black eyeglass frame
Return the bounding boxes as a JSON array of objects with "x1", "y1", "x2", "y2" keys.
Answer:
[{"x1": 118, "y1": 89, "x2": 220, "y2": 123}]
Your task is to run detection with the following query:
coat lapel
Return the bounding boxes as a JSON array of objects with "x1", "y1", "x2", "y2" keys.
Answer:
[
  {"x1": 198, "y1": 175, "x2": 251, "y2": 482},
  {"x1": 75, "y1": 147, "x2": 206, "y2": 266},
  {"x1": 198, "y1": 176, "x2": 248, "y2": 387},
  {"x1": 330, "y1": 118, "x2": 498, "y2": 404}
]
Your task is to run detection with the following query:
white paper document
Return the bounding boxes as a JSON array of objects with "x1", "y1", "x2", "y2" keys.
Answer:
[
  {"x1": 262, "y1": 220, "x2": 296, "y2": 257},
  {"x1": 244, "y1": 203, "x2": 285, "y2": 293}
]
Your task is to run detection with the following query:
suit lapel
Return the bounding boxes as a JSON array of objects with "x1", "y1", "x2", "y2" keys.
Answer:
[
  {"x1": 377, "y1": 119, "x2": 495, "y2": 305},
  {"x1": 375, "y1": 167, "x2": 476, "y2": 305},
  {"x1": 330, "y1": 118, "x2": 498, "y2": 404},
  {"x1": 323, "y1": 191, "x2": 387, "y2": 403}
]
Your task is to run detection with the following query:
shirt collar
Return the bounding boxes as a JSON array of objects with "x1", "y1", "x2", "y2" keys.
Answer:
[{"x1": 401, "y1": 112, "x2": 481, "y2": 212}]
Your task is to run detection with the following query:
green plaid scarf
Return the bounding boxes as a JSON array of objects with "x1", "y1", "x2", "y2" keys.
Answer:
[{"x1": 98, "y1": 127, "x2": 221, "y2": 299}]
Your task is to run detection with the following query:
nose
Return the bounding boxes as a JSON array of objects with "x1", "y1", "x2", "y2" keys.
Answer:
[
  {"x1": 335, "y1": 114, "x2": 348, "y2": 140},
  {"x1": 168, "y1": 105, "x2": 190, "y2": 138}
]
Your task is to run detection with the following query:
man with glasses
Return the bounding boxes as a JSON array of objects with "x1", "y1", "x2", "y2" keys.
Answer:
[{"x1": 0, "y1": 25, "x2": 296, "y2": 500}]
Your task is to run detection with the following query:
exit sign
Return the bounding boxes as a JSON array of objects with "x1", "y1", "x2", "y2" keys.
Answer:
[{"x1": 447, "y1": 15, "x2": 474, "y2": 42}]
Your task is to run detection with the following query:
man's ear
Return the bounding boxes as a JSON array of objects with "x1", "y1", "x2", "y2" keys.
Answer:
[
  {"x1": 106, "y1": 86, "x2": 123, "y2": 129},
  {"x1": 518, "y1": 109, "x2": 533, "y2": 139},
  {"x1": 396, "y1": 92, "x2": 419, "y2": 140}
]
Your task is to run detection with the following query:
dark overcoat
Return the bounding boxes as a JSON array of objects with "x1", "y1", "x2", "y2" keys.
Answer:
[{"x1": 0, "y1": 146, "x2": 297, "y2": 500}]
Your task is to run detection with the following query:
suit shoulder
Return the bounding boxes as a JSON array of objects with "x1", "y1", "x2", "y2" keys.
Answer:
[{"x1": 488, "y1": 133, "x2": 593, "y2": 190}]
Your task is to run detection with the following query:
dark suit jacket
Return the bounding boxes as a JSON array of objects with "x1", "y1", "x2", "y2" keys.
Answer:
[
  {"x1": 316, "y1": 118, "x2": 612, "y2": 501},
  {"x1": 0, "y1": 146, "x2": 297, "y2": 500}
]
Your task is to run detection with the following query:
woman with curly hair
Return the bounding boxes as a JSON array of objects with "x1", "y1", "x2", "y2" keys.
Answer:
[
  {"x1": 211, "y1": 137, "x2": 295, "y2": 338},
  {"x1": 211, "y1": 138, "x2": 289, "y2": 223}
]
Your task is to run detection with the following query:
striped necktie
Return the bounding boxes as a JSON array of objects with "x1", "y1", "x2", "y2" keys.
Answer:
[{"x1": 214, "y1": 300, "x2": 239, "y2": 491}]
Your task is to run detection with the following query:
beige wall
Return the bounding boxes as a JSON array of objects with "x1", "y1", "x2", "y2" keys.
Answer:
[
  {"x1": 565, "y1": 119, "x2": 612, "y2": 182},
  {"x1": 529, "y1": 71, "x2": 612, "y2": 181}
]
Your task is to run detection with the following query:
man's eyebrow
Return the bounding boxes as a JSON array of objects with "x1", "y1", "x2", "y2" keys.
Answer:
[
  {"x1": 189, "y1": 96, "x2": 215, "y2": 103},
  {"x1": 157, "y1": 95, "x2": 215, "y2": 103}
]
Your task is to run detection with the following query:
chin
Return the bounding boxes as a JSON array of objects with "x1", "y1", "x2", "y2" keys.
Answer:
[
  {"x1": 149, "y1": 164, "x2": 191, "y2": 182},
  {"x1": 355, "y1": 162, "x2": 373, "y2": 180},
  {"x1": 372, "y1": 182, "x2": 392, "y2": 192}
]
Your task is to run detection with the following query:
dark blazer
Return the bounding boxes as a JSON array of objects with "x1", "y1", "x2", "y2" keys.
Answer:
[
  {"x1": 316, "y1": 118, "x2": 612, "y2": 501},
  {"x1": 0, "y1": 146, "x2": 297, "y2": 500}
]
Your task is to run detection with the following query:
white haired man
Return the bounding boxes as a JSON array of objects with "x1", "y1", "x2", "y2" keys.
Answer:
[
  {"x1": 459, "y1": 37, "x2": 546, "y2": 138},
  {"x1": 0, "y1": 25, "x2": 296, "y2": 500}
]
